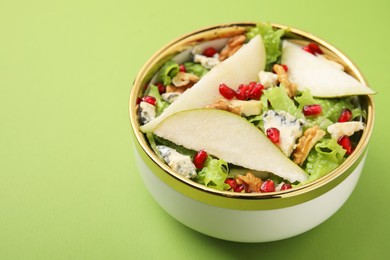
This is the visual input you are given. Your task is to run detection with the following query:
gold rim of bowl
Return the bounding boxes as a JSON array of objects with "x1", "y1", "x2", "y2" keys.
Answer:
[{"x1": 129, "y1": 22, "x2": 375, "y2": 210}]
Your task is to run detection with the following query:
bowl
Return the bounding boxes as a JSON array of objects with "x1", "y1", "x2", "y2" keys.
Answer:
[{"x1": 129, "y1": 22, "x2": 375, "y2": 242}]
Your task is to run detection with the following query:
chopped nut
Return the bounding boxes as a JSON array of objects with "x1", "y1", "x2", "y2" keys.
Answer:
[
  {"x1": 205, "y1": 99, "x2": 241, "y2": 115},
  {"x1": 293, "y1": 126, "x2": 326, "y2": 166},
  {"x1": 172, "y1": 72, "x2": 199, "y2": 87},
  {"x1": 219, "y1": 35, "x2": 246, "y2": 61},
  {"x1": 236, "y1": 172, "x2": 263, "y2": 192},
  {"x1": 273, "y1": 64, "x2": 297, "y2": 98}
]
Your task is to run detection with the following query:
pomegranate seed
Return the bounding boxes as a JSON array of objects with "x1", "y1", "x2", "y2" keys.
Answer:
[
  {"x1": 234, "y1": 183, "x2": 246, "y2": 193},
  {"x1": 156, "y1": 82, "x2": 166, "y2": 94},
  {"x1": 303, "y1": 45, "x2": 315, "y2": 55},
  {"x1": 193, "y1": 150, "x2": 208, "y2": 169},
  {"x1": 260, "y1": 179, "x2": 275, "y2": 192},
  {"x1": 338, "y1": 135, "x2": 353, "y2": 155},
  {"x1": 219, "y1": 83, "x2": 236, "y2": 100},
  {"x1": 307, "y1": 42, "x2": 323, "y2": 54},
  {"x1": 338, "y1": 108, "x2": 353, "y2": 122},
  {"x1": 249, "y1": 83, "x2": 264, "y2": 100},
  {"x1": 303, "y1": 42, "x2": 323, "y2": 55},
  {"x1": 236, "y1": 84, "x2": 250, "y2": 100},
  {"x1": 303, "y1": 104, "x2": 322, "y2": 116},
  {"x1": 141, "y1": 96, "x2": 156, "y2": 106},
  {"x1": 266, "y1": 127, "x2": 280, "y2": 144},
  {"x1": 280, "y1": 183, "x2": 292, "y2": 190},
  {"x1": 179, "y1": 64, "x2": 186, "y2": 72},
  {"x1": 136, "y1": 97, "x2": 142, "y2": 105},
  {"x1": 225, "y1": 178, "x2": 237, "y2": 190},
  {"x1": 202, "y1": 47, "x2": 218, "y2": 57}
]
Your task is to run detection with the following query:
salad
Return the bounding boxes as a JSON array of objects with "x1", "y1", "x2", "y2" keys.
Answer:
[{"x1": 136, "y1": 23, "x2": 372, "y2": 193}]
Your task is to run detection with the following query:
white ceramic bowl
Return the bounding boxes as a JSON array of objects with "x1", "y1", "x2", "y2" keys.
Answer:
[{"x1": 129, "y1": 23, "x2": 375, "y2": 242}]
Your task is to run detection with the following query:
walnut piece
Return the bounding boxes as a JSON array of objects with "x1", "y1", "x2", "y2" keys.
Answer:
[
  {"x1": 172, "y1": 72, "x2": 199, "y2": 87},
  {"x1": 273, "y1": 64, "x2": 297, "y2": 98},
  {"x1": 219, "y1": 35, "x2": 246, "y2": 61},
  {"x1": 236, "y1": 172, "x2": 263, "y2": 192},
  {"x1": 205, "y1": 99, "x2": 241, "y2": 115},
  {"x1": 293, "y1": 126, "x2": 326, "y2": 166}
]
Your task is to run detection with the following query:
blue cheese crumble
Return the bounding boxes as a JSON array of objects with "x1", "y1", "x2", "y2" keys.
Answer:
[
  {"x1": 156, "y1": 145, "x2": 197, "y2": 178},
  {"x1": 262, "y1": 110, "x2": 304, "y2": 156},
  {"x1": 138, "y1": 101, "x2": 156, "y2": 125}
]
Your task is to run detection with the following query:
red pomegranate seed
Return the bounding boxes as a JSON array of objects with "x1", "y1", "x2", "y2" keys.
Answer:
[
  {"x1": 234, "y1": 183, "x2": 246, "y2": 193},
  {"x1": 303, "y1": 42, "x2": 323, "y2": 55},
  {"x1": 249, "y1": 83, "x2": 264, "y2": 100},
  {"x1": 202, "y1": 47, "x2": 218, "y2": 57},
  {"x1": 156, "y1": 82, "x2": 166, "y2": 94},
  {"x1": 303, "y1": 104, "x2": 322, "y2": 116},
  {"x1": 179, "y1": 64, "x2": 186, "y2": 72},
  {"x1": 338, "y1": 108, "x2": 353, "y2": 122},
  {"x1": 225, "y1": 178, "x2": 237, "y2": 190},
  {"x1": 338, "y1": 135, "x2": 353, "y2": 155},
  {"x1": 193, "y1": 150, "x2": 208, "y2": 169},
  {"x1": 219, "y1": 83, "x2": 236, "y2": 100},
  {"x1": 266, "y1": 127, "x2": 280, "y2": 143},
  {"x1": 308, "y1": 42, "x2": 323, "y2": 54},
  {"x1": 141, "y1": 95, "x2": 157, "y2": 106},
  {"x1": 136, "y1": 97, "x2": 142, "y2": 105},
  {"x1": 281, "y1": 64, "x2": 288, "y2": 72},
  {"x1": 303, "y1": 45, "x2": 315, "y2": 55},
  {"x1": 261, "y1": 179, "x2": 275, "y2": 192},
  {"x1": 236, "y1": 84, "x2": 250, "y2": 100},
  {"x1": 280, "y1": 183, "x2": 292, "y2": 190}
]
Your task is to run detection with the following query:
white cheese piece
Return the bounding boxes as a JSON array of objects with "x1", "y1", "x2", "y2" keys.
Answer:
[
  {"x1": 156, "y1": 145, "x2": 197, "y2": 178},
  {"x1": 229, "y1": 100, "x2": 262, "y2": 116},
  {"x1": 327, "y1": 121, "x2": 365, "y2": 140},
  {"x1": 262, "y1": 110, "x2": 304, "y2": 157},
  {"x1": 258, "y1": 71, "x2": 278, "y2": 89},
  {"x1": 193, "y1": 54, "x2": 220, "y2": 69},
  {"x1": 162, "y1": 92, "x2": 181, "y2": 104},
  {"x1": 138, "y1": 101, "x2": 156, "y2": 125}
]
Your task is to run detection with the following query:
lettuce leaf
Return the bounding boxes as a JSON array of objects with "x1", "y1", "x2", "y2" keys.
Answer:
[
  {"x1": 147, "y1": 84, "x2": 169, "y2": 116},
  {"x1": 263, "y1": 86, "x2": 304, "y2": 119},
  {"x1": 304, "y1": 138, "x2": 346, "y2": 182},
  {"x1": 295, "y1": 89, "x2": 365, "y2": 130},
  {"x1": 184, "y1": 62, "x2": 209, "y2": 77},
  {"x1": 194, "y1": 156, "x2": 230, "y2": 191},
  {"x1": 246, "y1": 22, "x2": 285, "y2": 71},
  {"x1": 157, "y1": 60, "x2": 179, "y2": 85}
]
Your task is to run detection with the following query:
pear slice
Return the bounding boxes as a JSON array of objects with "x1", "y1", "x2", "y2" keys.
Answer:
[
  {"x1": 153, "y1": 108, "x2": 308, "y2": 183},
  {"x1": 281, "y1": 41, "x2": 375, "y2": 97},
  {"x1": 140, "y1": 35, "x2": 266, "y2": 133}
]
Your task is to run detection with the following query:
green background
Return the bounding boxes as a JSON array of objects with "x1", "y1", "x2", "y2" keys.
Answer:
[{"x1": 1, "y1": 0, "x2": 389, "y2": 259}]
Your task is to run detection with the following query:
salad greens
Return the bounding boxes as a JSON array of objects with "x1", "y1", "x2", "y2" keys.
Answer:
[
  {"x1": 194, "y1": 156, "x2": 230, "y2": 191},
  {"x1": 157, "y1": 60, "x2": 180, "y2": 86},
  {"x1": 304, "y1": 138, "x2": 346, "y2": 182},
  {"x1": 246, "y1": 22, "x2": 285, "y2": 71}
]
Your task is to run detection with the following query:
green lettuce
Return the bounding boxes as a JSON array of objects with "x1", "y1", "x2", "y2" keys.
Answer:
[
  {"x1": 157, "y1": 60, "x2": 179, "y2": 85},
  {"x1": 146, "y1": 84, "x2": 169, "y2": 116},
  {"x1": 184, "y1": 62, "x2": 209, "y2": 77},
  {"x1": 295, "y1": 89, "x2": 365, "y2": 130},
  {"x1": 304, "y1": 138, "x2": 346, "y2": 182},
  {"x1": 246, "y1": 22, "x2": 285, "y2": 71},
  {"x1": 263, "y1": 86, "x2": 304, "y2": 119},
  {"x1": 194, "y1": 156, "x2": 230, "y2": 191}
]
